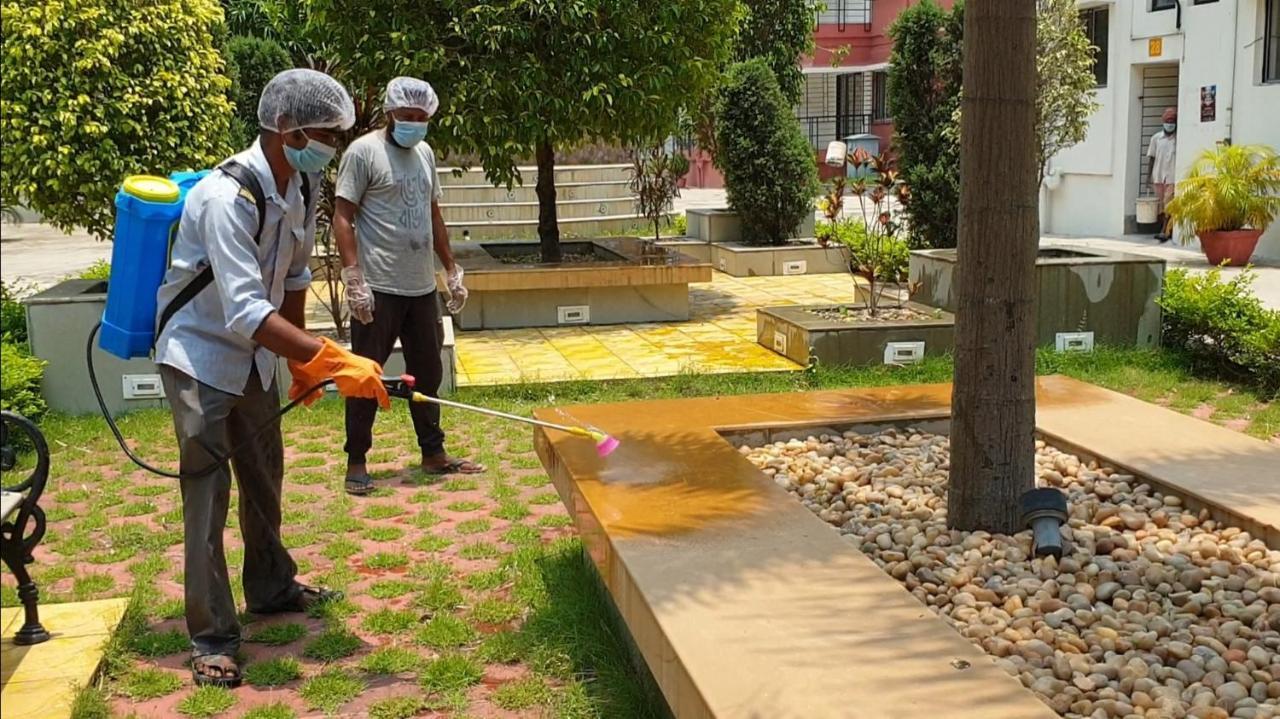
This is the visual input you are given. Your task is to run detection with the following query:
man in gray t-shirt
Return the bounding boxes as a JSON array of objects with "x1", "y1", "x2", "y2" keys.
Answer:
[{"x1": 333, "y1": 77, "x2": 484, "y2": 495}]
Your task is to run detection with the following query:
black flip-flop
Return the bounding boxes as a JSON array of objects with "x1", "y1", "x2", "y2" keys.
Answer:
[
  {"x1": 192, "y1": 654, "x2": 241, "y2": 688},
  {"x1": 344, "y1": 473, "x2": 375, "y2": 496}
]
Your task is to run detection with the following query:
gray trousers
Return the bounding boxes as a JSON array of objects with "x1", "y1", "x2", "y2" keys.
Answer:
[{"x1": 160, "y1": 364, "x2": 299, "y2": 657}]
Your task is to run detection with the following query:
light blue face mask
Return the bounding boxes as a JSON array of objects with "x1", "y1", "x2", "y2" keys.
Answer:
[
  {"x1": 283, "y1": 135, "x2": 337, "y2": 173},
  {"x1": 1163, "y1": 122, "x2": 1176, "y2": 133},
  {"x1": 392, "y1": 120, "x2": 429, "y2": 147}
]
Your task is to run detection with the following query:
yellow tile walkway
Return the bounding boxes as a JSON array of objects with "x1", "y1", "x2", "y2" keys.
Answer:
[
  {"x1": 1, "y1": 598, "x2": 130, "y2": 719},
  {"x1": 306, "y1": 271, "x2": 861, "y2": 386}
]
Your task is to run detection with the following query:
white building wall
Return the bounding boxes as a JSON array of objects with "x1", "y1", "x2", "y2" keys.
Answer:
[{"x1": 1045, "y1": 0, "x2": 1280, "y2": 260}]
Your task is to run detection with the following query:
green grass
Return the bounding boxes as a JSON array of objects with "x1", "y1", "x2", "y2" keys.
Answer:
[
  {"x1": 407, "y1": 489, "x2": 442, "y2": 504},
  {"x1": 246, "y1": 622, "x2": 307, "y2": 646},
  {"x1": 69, "y1": 685, "x2": 111, "y2": 719},
  {"x1": 476, "y1": 630, "x2": 526, "y2": 664},
  {"x1": 130, "y1": 629, "x2": 188, "y2": 657},
  {"x1": 290, "y1": 455, "x2": 329, "y2": 468},
  {"x1": 407, "y1": 559, "x2": 453, "y2": 582},
  {"x1": 361, "y1": 608, "x2": 419, "y2": 635},
  {"x1": 419, "y1": 653, "x2": 484, "y2": 693},
  {"x1": 440, "y1": 477, "x2": 478, "y2": 492},
  {"x1": 503, "y1": 525, "x2": 543, "y2": 546},
  {"x1": 465, "y1": 567, "x2": 510, "y2": 592},
  {"x1": 492, "y1": 676, "x2": 555, "y2": 709},
  {"x1": 240, "y1": 703, "x2": 297, "y2": 719},
  {"x1": 120, "y1": 667, "x2": 183, "y2": 700},
  {"x1": 413, "y1": 578, "x2": 464, "y2": 612},
  {"x1": 367, "y1": 579, "x2": 418, "y2": 599},
  {"x1": 470, "y1": 597, "x2": 523, "y2": 625},
  {"x1": 299, "y1": 667, "x2": 366, "y2": 713},
  {"x1": 458, "y1": 541, "x2": 503, "y2": 560},
  {"x1": 364, "y1": 503, "x2": 406, "y2": 520},
  {"x1": 445, "y1": 500, "x2": 484, "y2": 512},
  {"x1": 307, "y1": 597, "x2": 358, "y2": 622},
  {"x1": 529, "y1": 492, "x2": 561, "y2": 506},
  {"x1": 412, "y1": 535, "x2": 453, "y2": 553},
  {"x1": 359, "y1": 645, "x2": 425, "y2": 675},
  {"x1": 492, "y1": 500, "x2": 531, "y2": 522},
  {"x1": 487, "y1": 480, "x2": 519, "y2": 501},
  {"x1": 242, "y1": 656, "x2": 302, "y2": 687},
  {"x1": 127, "y1": 554, "x2": 169, "y2": 580},
  {"x1": 302, "y1": 628, "x2": 362, "y2": 661},
  {"x1": 409, "y1": 509, "x2": 442, "y2": 529},
  {"x1": 316, "y1": 513, "x2": 362, "y2": 534},
  {"x1": 413, "y1": 614, "x2": 477, "y2": 649},
  {"x1": 362, "y1": 525, "x2": 406, "y2": 541},
  {"x1": 455, "y1": 518, "x2": 492, "y2": 535},
  {"x1": 364, "y1": 551, "x2": 410, "y2": 570},
  {"x1": 537, "y1": 514, "x2": 573, "y2": 529},
  {"x1": 321, "y1": 537, "x2": 361, "y2": 560},
  {"x1": 369, "y1": 695, "x2": 429, "y2": 719},
  {"x1": 176, "y1": 685, "x2": 236, "y2": 717},
  {"x1": 117, "y1": 500, "x2": 158, "y2": 517}
]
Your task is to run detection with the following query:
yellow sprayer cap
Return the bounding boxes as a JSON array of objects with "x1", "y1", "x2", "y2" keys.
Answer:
[{"x1": 122, "y1": 175, "x2": 180, "y2": 204}]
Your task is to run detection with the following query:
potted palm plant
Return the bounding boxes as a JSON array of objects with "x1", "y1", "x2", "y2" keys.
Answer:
[{"x1": 1165, "y1": 144, "x2": 1280, "y2": 267}]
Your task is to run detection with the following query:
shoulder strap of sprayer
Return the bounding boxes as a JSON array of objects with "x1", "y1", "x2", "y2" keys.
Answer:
[{"x1": 154, "y1": 162, "x2": 312, "y2": 345}]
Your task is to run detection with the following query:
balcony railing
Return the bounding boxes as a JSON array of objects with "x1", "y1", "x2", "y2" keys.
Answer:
[
  {"x1": 817, "y1": 0, "x2": 872, "y2": 31},
  {"x1": 797, "y1": 113, "x2": 872, "y2": 152}
]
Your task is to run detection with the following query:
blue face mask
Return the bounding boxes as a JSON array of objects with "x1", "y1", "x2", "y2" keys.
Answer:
[
  {"x1": 392, "y1": 120, "x2": 429, "y2": 148},
  {"x1": 1163, "y1": 123, "x2": 1176, "y2": 133},
  {"x1": 283, "y1": 135, "x2": 337, "y2": 173}
]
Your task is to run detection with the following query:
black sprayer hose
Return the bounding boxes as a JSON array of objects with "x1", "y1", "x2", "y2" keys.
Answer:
[{"x1": 87, "y1": 321, "x2": 331, "y2": 479}]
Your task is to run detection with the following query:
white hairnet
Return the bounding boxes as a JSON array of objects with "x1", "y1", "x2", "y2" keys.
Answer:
[
  {"x1": 384, "y1": 77, "x2": 439, "y2": 116},
  {"x1": 257, "y1": 68, "x2": 356, "y2": 134}
]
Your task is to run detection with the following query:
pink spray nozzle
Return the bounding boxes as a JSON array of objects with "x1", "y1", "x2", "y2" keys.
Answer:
[
  {"x1": 595, "y1": 434, "x2": 620, "y2": 458},
  {"x1": 401, "y1": 374, "x2": 416, "y2": 387}
]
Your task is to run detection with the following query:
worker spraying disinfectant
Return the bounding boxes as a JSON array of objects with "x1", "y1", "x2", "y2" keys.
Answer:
[{"x1": 86, "y1": 69, "x2": 618, "y2": 691}]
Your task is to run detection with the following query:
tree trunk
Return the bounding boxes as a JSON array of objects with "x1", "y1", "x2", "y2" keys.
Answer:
[
  {"x1": 947, "y1": 0, "x2": 1040, "y2": 534},
  {"x1": 535, "y1": 140, "x2": 562, "y2": 263}
]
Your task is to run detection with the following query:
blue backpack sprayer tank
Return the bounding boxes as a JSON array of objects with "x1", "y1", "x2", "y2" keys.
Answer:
[{"x1": 88, "y1": 171, "x2": 618, "y2": 481}]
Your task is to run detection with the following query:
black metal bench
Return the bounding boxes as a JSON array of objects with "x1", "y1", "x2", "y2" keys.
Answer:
[{"x1": 1, "y1": 410, "x2": 51, "y2": 645}]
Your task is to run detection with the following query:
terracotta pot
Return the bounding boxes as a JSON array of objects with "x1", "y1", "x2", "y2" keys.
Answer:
[{"x1": 1198, "y1": 229, "x2": 1262, "y2": 267}]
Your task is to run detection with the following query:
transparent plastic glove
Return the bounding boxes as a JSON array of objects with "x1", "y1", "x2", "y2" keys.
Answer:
[
  {"x1": 341, "y1": 265, "x2": 375, "y2": 325},
  {"x1": 296, "y1": 337, "x2": 390, "y2": 409},
  {"x1": 445, "y1": 265, "x2": 468, "y2": 314},
  {"x1": 286, "y1": 360, "x2": 325, "y2": 407}
]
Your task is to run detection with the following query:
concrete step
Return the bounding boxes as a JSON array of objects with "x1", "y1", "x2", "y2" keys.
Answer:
[
  {"x1": 437, "y1": 163, "x2": 631, "y2": 186},
  {"x1": 440, "y1": 196, "x2": 637, "y2": 223},
  {"x1": 447, "y1": 212, "x2": 669, "y2": 241},
  {"x1": 440, "y1": 180, "x2": 633, "y2": 204}
]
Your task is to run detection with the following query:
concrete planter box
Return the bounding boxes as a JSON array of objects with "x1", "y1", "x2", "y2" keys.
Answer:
[
  {"x1": 711, "y1": 241, "x2": 848, "y2": 277},
  {"x1": 655, "y1": 238, "x2": 713, "y2": 263},
  {"x1": 910, "y1": 244, "x2": 1165, "y2": 348},
  {"x1": 24, "y1": 279, "x2": 454, "y2": 417},
  {"x1": 758, "y1": 302, "x2": 955, "y2": 367},
  {"x1": 451, "y1": 237, "x2": 711, "y2": 330},
  {"x1": 686, "y1": 208, "x2": 815, "y2": 245},
  {"x1": 24, "y1": 280, "x2": 166, "y2": 416}
]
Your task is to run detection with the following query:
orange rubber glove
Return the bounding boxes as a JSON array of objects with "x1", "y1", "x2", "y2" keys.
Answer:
[
  {"x1": 295, "y1": 337, "x2": 390, "y2": 409},
  {"x1": 286, "y1": 360, "x2": 326, "y2": 407}
]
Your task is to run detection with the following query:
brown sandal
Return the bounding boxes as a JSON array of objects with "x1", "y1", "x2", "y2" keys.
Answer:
[{"x1": 192, "y1": 654, "x2": 241, "y2": 688}]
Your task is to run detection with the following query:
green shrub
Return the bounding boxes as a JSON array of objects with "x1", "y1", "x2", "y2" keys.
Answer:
[
  {"x1": 1, "y1": 0, "x2": 234, "y2": 240},
  {"x1": 0, "y1": 280, "x2": 29, "y2": 345},
  {"x1": 714, "y1": 59, "x2": 819, "y2": 246},
  {"x1": 1, "y1": 342, "x2": 46, "y2": 420},
  {"x1": 225, "y1": 35, "x2": 292, "y2": 148},
  {"x1": 888, "y1": 0, "x2": 964, "y2": 249},
  {"x1": 1158, "y1": 268, "x2": 1280, "y2": 395},
  {"x1": 77, "y1": 260, "x2": 112, "y2": 281},
  {"x1": 835, "y1": 220, "x2": 909, "y2": 283}
]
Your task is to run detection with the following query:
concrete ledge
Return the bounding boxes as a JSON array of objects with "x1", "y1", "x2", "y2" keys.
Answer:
[
  {"x1": 532, "y1": 376, "x2": 1280, "y2": 718},
  {"x1": 758, "y1": 302, "x2": 955, "y2": 366},
  {"x1": 686, "y1": 208, "x2": 815, "y2": 245},
  {"x1": 711, "y1": 241, "x2": 847, "y2": 276}
]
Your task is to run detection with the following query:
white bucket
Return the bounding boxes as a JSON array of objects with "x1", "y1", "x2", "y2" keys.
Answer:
[
  {"x1": 1136, "y1": 197, "x2": 1159, "y2": 224},
  {"x1": 824, "y1": 141, "x2": 847, "y2": 168}
]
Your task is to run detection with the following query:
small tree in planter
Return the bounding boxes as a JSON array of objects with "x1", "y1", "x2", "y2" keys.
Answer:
[
  {"x1": 629, "y1": 145, "x2": 690, "y2": 242},
  {"x1": 816, "y1": 176, "x2": 847, "y2": 248},
  {"x1": 714, "y1": 59, "x2": 820, "y2": 246},
  {"x1": 838, "y1": 151, "x2": 911, "y2": 315},
  {"x1": 1165, "y1": 144, "x2": 1280, "y2": 267}
]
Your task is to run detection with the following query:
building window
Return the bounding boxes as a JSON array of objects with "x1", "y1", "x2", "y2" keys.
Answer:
[
  {"x1": 871, "y1": 71, "x2": 889, "y2": 121},
  {"x1": 1152, "y1": 0, "x2": 1176, "y2": 10},
  {"x1": 1266, "y1": 0, "x2": 1280, "y2": 83},
  {"x1": 1080, "y1": 7, "x2": 1109, "y2": 87}
]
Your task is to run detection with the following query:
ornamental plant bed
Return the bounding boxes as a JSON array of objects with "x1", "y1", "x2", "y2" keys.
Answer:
[{"x1": 757, "y1": 300, "x2": 954, "y2": 367}]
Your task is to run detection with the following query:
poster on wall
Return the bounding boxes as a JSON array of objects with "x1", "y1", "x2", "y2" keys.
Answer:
[{"x1": 1201, "y1": 85, "x2": 1217, "y2": 122}]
